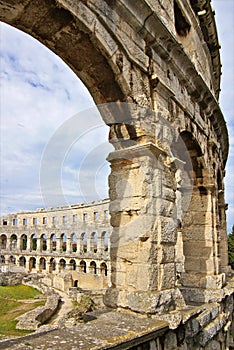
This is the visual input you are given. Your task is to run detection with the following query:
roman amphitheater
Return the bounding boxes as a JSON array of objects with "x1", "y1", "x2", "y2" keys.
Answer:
[
  {"x1": 0, "y1": 199, "x2": 111, "y2": 291},
  {"x1": 0, "y1": 0, "x2": 234, "y2": 349}
]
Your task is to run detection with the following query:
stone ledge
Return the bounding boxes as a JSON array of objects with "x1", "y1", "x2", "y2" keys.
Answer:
[
  {"x1": 0, "y1": 311, "x2": 168, "y2": 350},
  {"x1": 15, "y1": 292, "x2": 61, "y2": 330}
]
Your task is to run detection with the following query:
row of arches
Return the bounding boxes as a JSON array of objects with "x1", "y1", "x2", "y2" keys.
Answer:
[
  {"x1": 0, "y1": 231, "x2": 109, "y2": 254},
  {"x1": 0, "y1": 255, "x2": 108, "y2": 276}
]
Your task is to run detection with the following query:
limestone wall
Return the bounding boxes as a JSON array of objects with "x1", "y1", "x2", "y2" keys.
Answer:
[{"x1": 0, "y1": 200, "x2": 111, "y2": 290}]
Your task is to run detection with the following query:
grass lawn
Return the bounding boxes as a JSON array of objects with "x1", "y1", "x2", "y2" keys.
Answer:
[{"x1": 0, "y1": 284, "x2": 45, "y2": 339}]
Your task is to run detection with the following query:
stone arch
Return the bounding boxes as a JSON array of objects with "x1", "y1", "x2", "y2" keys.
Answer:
[
  {"x1": 10, "y1": 234, "x2": 17, "y2": 250},
  {"x1": 59, "y1": 258, "x2": 66, "y2": 271},
  {"x1": 100, "y1": 262, "x2": 108, "y2": 276},
  {"x1": 177, "y1": 131, "x2": 224, "y2": 296},
  {"x1": 31, "y1": 234, "x2": 37, "y2": 251},
  {"x1": 39, "y1": 257, "x2": 46, "y2": 271},
  {"x1": 19, "y1": 256, "x2": 26, "y2": 268},
  {"x1": 29, "y1": 256, "x2": 36, "y2": 271},
  {"x1": 20, "y1": 234, "x2": 27, "y2": 251},
  {"x1": 50, "y1": 258, "x2": 56, "y2": 272},
  {"x1": 0, "y1": 1, "x2": 125, "y2": 108},
  {"x1": 89, "y1": 261, "x2": 97, "y2": 274},
  {"x1": 81, "y1": 233, "x2": 87, "y2": 253},
  {"x1": 101, "y1": 231, "x2": 109, "y2": 252},
  {"x1": 71, "y1": 233, "x2": 77, "y2": 252},
  {"x1": 40, "y1": 234, "x2": 47, "y2": 251},
  {"x1": 80, "y1": 260, "x2": 86, "y2": 273},
  {"x1": 0, "y1": 234, "x2": 7, "y2": 249},
  {"x1": 0, "y1": 0, "x2": 229, "y2": 313},
  {"x1": 69, "y1": 259, "x2": 76, "y2": 271},
  {"x1": 9, "y1": 256, "x2": 16, "y2": 265},
  {"x1": 61, "y1": 233, "x2": 67, "y2": 252},
  {"x1": 74, "y1": 280, "x2": 78, "y2": 288},
  {"x1": 51, "y1": 233, "x2": 57, "y2": 251}
]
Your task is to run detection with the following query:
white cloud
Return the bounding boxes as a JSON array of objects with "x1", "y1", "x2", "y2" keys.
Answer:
[{"x1": 0, "y1": 22, "x2": 110, "y2": 214}]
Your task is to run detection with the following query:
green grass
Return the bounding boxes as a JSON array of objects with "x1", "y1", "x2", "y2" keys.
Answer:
[
  {"x1": 0, "y1": 284, "x2": 45, "y2": 338},
  {"x1": 0, "y1": 284, "x2": 41, "y2": 300}
]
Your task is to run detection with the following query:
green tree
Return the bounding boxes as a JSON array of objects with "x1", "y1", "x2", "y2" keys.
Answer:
[{"x1": 228, "y1": 225, "x2": 234, "y2": 269}]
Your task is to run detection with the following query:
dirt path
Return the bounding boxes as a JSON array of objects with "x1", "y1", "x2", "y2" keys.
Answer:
[{"x1": 49, "y1": 289, "x2": 74, "y2": 325}]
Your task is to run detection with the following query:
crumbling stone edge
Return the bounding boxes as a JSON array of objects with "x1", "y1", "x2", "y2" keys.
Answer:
[{"x1": 14, "y1": 274, "x2": 61, "y2": 330}]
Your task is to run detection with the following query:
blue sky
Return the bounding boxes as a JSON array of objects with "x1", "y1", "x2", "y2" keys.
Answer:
[{"x1": 0, "y1": 1, "x2": 233, "y2": 231}]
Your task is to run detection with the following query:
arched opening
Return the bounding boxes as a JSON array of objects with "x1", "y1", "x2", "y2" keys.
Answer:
[
  {"x1": 80, "y1": 260, "x2": 86, "y2": 273},
  {"x1": 41, "y1": 234, "x2": 47, "y2": 251},
  {"x1": 71, "y1": 233, "x2": 77, "y2": 252},
  {"x1": 70, "y1": 259, "x2": 76, "y2": 271},
  {"x1": 19, "y1": 256, "x2": 26, "y2": 268},
  {"x1": 20, "y1": 234, "x2": 27, "y2": 251},
  {"x1": 61, "y1": 234, "x2": 67, "y2": 252},
  {"x1": 101, "y1": 231, "x2": 109, "y2": 252},
  {"x1": 29, "y1": 257, "x2": 36, "y2": 271},
  {"x1": 51, "y1": 234, "x2": 57, "y2": 252},
  {"x1": 81, "y1": 233, "x2": 87, "y2": 253},
  {"x1": 10, "y1": 234, "x2": 17, "y2": 250},
  {"x1": 0, "y1": 234, "x2": 7, "y2": 250},
  {"x1": 0, "y1": 0, "x2": 125, "y2": 218},
  {"x1": 90, "y1": 261, "x2": 97, "y2": 274},
  {"x1": 39, "y1": 257, "x2": 46, "y2": 271},
  {"x1": 59, "y1": 258, "x2": 66, "y2": 271},
  {"x1": 74, "y1": 280, "x2": 78, "y2": 288},
  {"x1": 176, "y1": 131, "x2": 222, "y2": 295},
  {"x1": 100, "y1": 262, "x2": 108, "y2": 276},
  {"x1": 9, "y1": 256, "x2": 16, "y2": 265},
  {"x1": 31, "y1": 234, "x2": 37, "y2": 251},
  {"x1": 50, "y1": 258, "x2": 56, "y2": 272}
]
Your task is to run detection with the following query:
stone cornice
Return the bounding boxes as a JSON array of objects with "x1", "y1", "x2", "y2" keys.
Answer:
[
  {"x1": 189, "y1": 0, "x2": 221, "y2": 98},
  {"x1": 107, "y1": 142, "x2": 166, "y2": 162},
  {"x1": 101, "y1": 0, "x2": 228, "y2": 166}
]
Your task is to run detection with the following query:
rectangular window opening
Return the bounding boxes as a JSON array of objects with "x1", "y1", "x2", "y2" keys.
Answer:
[{"x1": 13, "y1": 218, "x2": 18, "y2": 226}]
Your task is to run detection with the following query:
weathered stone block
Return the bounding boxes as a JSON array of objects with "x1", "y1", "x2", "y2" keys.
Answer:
[
  {"x1": 160, "y1": 263, "x2": 175, "y2": 289},
  {"x1": 197, "y1": 309, "x2": 211, "y2": 328}
]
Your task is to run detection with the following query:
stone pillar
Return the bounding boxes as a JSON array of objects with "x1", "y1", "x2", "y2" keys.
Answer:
[
  {"x1": 25, "y1": 257, "x2": 30, "y2": 272},
  {"x1": 6, "y1": 237, "x2": 11, "y2": 251},
  {"x1": 86, "y1": 233, "x2": 91, "y2": 253},
  {"x1": 105, "y1": 142, "x2": 179, "y2": 313},
  {"x1": 26, "y1": 236, "x2": 31, "y2": 251},
  {"x1": 76, "y1": 237, "x2": 81, "y2": 254},
  {"x1": 36, "y1": 258, "x2": 41, "y2": 272},
  {"x1": 36, "y1": 238, "x2": 41, "y2": 252},
  {"x1": 180, "y1": 185, "x2": 225, "y2": 303},
  {"x1": 97, "y1": 234, "x2": 103, "y2": 254},
  {"x1": 16, "y1": 237, "x2": 21, "y2": 251},
  {"x1": 66, "y1": 237, "x2": 71, "y2": 253},
  {"x1": 46, "y1": 238, "x2": 51, "y2": 252},
  {"x1": 57, "y1": 237, "x2": 62, "y2": 252}
]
